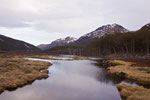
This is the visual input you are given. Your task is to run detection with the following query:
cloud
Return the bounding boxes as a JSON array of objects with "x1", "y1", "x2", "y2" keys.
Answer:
[
  {"x1": 0, "y1": 0, "x2": 150, "y2": 45},
  {"x1": 0, "y1": 0, "x2": 150, "y2": 30},
  {"x1": 0, "y1": 0, "x2": 40, "y2": 28}
]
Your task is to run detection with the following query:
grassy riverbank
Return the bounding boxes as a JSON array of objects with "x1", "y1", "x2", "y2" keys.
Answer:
[
  {"x1": 108, "y1": 59, "x2": 150, "y2": 85},
  {"x1": 0, "y1": 55, "x2": 51, "y2": 94},
  {"x1": 105, "y1": 59, "x2": 150, "y2": 100},
  {"x1": 117, "y1": 84, "x2": 150, "y2": 100}
]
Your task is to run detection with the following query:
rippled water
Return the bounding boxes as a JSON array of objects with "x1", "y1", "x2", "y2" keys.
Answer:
[{"x1": 0, "y1": 58, "x2": 123, "y2": 100}]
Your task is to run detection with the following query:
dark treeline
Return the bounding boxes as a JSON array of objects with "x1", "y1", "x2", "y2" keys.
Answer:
[
  {"x1": 44, "y1": 45, "x2": 89, "y2": 56},
  {"x1": 45, "y1": 28, "x2": 150, "y2": 57},
  {"x1": 89, "y1": 28, "x2": 150, "y2": 55}
]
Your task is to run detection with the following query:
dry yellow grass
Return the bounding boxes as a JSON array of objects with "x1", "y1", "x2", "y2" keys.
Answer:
[
  {"x1": 107, "y1": 60, "x2": 150, "y2": 84},
  {"x1": 0, "y1": 56, "x2": 51, "y2": 94},
  {"x1": 106, "y1": 59, "x2": 150, "y2": 100},
  {"x1": 24, "y1": 55, "x2": 52, "y2": 59},
  {"x1": 117, "y1": 84, "x2": 150, "y2": 100}
]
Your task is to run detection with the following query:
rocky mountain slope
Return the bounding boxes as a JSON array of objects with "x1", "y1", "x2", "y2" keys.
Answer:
[
  {"x1": 38, "y1": 37, "x2": 77, "y2": 50},
  {"x1": 0, "y1": 34, "x2": 40, "y2": 52},
  {"x1": 141, "y1": 23, "x2": 150, "y2": 29},
  {"x1": 44, "y1": 22, "x2": 150, "y2": 56},
  {"x1": 38, "y1": 23, "x2": 129, "y2": 50},
  {"x1": 72, "y1": 23, "x2": 129, "y2": 44}
]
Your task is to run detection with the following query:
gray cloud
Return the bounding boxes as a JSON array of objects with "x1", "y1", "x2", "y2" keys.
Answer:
[
  {"x1": 0, "y1": 0, "x2": 40, "y2": 27},
  {"x1": 0, "y1": 0, "x2": 150, "y2": 45},
  {"x1": 0, "y1": 0, "x2": 150, "y2": 30}
]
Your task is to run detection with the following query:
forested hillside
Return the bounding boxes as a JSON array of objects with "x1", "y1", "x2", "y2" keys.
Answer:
[
  {"x1": 89, "y1": 27, "x2": 150, "y2": 55},
  {"x1": 0, "y1": 34, "x2": 40, "y2": 52},
  {"x1": 44, "y1": 23, "x2": 150, "y2": 57}
]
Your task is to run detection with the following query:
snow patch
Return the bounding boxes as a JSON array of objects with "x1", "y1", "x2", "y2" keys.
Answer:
[{"x1": 24, "y1": 44, "x2": 30, "y2": 48}]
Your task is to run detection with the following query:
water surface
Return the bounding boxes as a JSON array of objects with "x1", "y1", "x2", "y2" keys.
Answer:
[{"x1": 0, "y1": 58, "x2": 123, "y2": 100}]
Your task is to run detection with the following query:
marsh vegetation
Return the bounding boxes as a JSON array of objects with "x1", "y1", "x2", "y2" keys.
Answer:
[
  {"x1": 99, "y1": 59, "x2": 150, "y2": 100},
  {"x1": 0, "y1": 54, "x2": 51, "y2": 94}
]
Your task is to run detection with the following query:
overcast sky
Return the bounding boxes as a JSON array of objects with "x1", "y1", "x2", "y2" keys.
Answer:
[{"x1": 0, "y1": 0, "x2": 150, "y2": 45}]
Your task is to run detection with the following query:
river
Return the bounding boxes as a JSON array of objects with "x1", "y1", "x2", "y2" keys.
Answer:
[{"x1": 0, "y1": 56, "x2": 130, "y2": 100}]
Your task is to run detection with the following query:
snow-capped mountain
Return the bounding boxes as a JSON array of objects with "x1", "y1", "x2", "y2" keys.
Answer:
[
  {"x1": 141, "y1": 23, "x2": 150, "y2": 29},
  {"x1": 54, "y1": 37, "x2": 77, "y2": 44},
  {"x1": 38, "y1": 23, "x2": 129, "y2": 50},
  {"x1": 84, "y1": 23, "x2": 128, "y2": 38},
  {"x1": 37, "y1": 37, "x2": 77, "y2": 50},
  {"x1": 72, "y1": 23, "x2": 129, "y2": 44}
]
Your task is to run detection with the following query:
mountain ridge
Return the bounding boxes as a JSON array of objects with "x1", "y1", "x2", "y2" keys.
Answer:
[
  {"x1": 43, "y1": 22, "x2": 150, "y2": 56},
  {"x1": 37, "y1": 36, "x2": 77, "y2": 50},
  {"x1": 0, "y1": 34, "x2": 40, "y2": 52},
  {"x1": 72, "y1": 23, "x2": 129, "y2": 45},
  {"x1": 38, "y1": 23, "x2": 129, "y2": 50},
  {"x1": 141, "y1": 23, "x2": 150, "y2": 30}
]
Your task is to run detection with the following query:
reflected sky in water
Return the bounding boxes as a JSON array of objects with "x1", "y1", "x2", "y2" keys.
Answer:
[{"x1": 0, "y1": 59, "x2": 122, "y2": 100}]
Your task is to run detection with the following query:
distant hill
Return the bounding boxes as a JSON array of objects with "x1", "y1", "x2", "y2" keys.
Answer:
[
  {"x1": 37, "y1": 44, "x2": 49, "y2": 50},
  {"x1": 37, "y1": 37, "x2": 77, "y2": 50},
  {"x1": 0, "y1": 34, "x2": 40, "y2": 52},
  {"x1": 141, "y1": 23, "x2": 150, "y2": 30},
  {"x1": 44, "y1": 22, "x2": 150, "y2": 56},
  {"x1": 39, "y1": 23, "x2": 129, "y2": 50},
  {"x1": 71, "y1": 23, "x2": 129, "y2": 45}
]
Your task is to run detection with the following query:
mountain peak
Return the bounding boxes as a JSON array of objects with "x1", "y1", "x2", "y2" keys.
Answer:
[
  {"x1": 141, "y1": 23, "x2": 150, "y2": 29},
  {"x1": 37, "y1": 36, "x2": 77, "y2": 50},
  {"x1": 55, "y1": 37, "x2": 76, "y2": 42},
  {"x1": 65, "y1": 37, "x2": 77, "y2": 41},
  {"x1": 81, "y1": 23, "x2": 128, "y2": 39},
  {"x1": 111, "y1": 23, "x2": 126, "y2": 28},
  {"x1": 38, "y1": 23, "x2": 129, "y2": 49}
]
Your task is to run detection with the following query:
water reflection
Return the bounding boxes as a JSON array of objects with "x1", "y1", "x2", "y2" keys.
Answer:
[
  {"x1": 95, "y1": 68, "x2": 122, "y2": 85},
  {"x1": 0, "y1": 59, "x2": 122, "y2": 100}
]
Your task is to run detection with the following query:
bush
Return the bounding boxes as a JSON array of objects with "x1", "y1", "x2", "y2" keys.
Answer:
[
  {"x1": 138, "y1": 68, "x2": 146, "y2": 71},
  {"x1": 147, "y1": 69, "x2": 150, "y2": 74}
]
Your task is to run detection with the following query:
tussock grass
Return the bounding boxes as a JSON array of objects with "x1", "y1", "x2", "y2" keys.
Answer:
[
  {"x1": 0, "y1": 55, "x2": 51, "y2": 94},
  {"x1": 25, "y1": 55, "x2": 51, "y2": 59},
  {"x1": 107, "y1": 60, "x2": 150, "y2": 85},
  {"x1": 147, "y1": 69, "x2": 150, "y2": 74},
  {"x1": 107, "y1": 59, "x2": 150, "y2": 100},
  {"x1": 117, "y1": 84, "x2": 150, "y2": 100}
]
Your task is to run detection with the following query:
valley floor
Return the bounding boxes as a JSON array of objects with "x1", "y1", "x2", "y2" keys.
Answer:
[
  {"x1": 0, "y1": 54, "x2": 51, "y2": 94},
  {"x1": 1, "y1": 53, "x2": 150, "y2": 100}
]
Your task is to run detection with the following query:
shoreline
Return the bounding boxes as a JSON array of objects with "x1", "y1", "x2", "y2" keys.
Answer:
[
  {"x1": 1, "y1": 54, "x2": 150, "y2": 100},
  {"x1": 0, "y1": 56, "x2": 51, "y2": 94},
  {"x1": 97, "y1": 58, "x2": 150, "y2": 100},
  {"x1": 107, "y1": 59, "x2": 150, "y2": 85}
]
